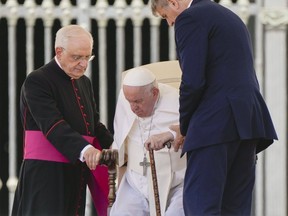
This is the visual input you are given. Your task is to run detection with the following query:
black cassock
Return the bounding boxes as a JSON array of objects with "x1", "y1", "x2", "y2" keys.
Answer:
[{"x1": 12, "y1": 59, "x2": 113, "y2": 216}]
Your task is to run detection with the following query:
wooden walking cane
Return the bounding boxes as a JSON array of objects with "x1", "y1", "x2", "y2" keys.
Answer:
[{"x1": 148, "y1": 149, "x2": 161, "y2": 216}]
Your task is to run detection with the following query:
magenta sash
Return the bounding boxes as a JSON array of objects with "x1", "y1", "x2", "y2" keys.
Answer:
[{"x1": 24, "y1": 130, "x2": 109, "y2": 216}]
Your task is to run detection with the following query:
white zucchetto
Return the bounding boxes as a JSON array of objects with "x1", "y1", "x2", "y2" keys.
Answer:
[{"x1": 123, "y1": 67, "x2": 156, "y2": 86}]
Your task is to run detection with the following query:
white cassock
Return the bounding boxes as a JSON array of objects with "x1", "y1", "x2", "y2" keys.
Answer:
[{"x1": 110, "y1": 83, "x2": 186, "y2": 216}]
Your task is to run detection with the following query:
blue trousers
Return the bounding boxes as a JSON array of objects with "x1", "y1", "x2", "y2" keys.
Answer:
[{"x1": 183, "y1": 140, "x2": 257, "y2": 216}]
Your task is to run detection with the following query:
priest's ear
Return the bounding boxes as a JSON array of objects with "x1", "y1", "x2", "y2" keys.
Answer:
[{"x1": 55, "y1": 47, "x2": 64, "y2": 60}]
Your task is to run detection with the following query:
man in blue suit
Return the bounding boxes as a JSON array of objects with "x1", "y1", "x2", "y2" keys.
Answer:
[{"x1": 150, "y1": 0, "x2": 278, "y2": 215}]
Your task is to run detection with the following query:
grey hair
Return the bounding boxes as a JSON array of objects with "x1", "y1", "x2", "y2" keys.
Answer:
[
  {"x1": 54, "y1": 25, "x2": 93, "y2": 49},
  {"x1": 151, "y1": 0, "x2": 169, "y2": 16},
  {"x1": 143, "y1": 79, "x2": 159, "y2": 94}
]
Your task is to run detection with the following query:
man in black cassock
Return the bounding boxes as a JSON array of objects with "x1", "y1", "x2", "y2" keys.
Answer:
[{"x1": 12, "y1": 25, "x2": 113, "y2": 216}]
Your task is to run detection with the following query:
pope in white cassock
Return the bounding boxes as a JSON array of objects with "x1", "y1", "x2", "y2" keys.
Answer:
[{"x1": 110, "y1": 67, "x2": 186, "y2": 216}]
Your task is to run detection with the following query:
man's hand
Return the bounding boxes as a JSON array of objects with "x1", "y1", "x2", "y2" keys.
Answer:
[
  {"x1": 83, "y1": 146, "x2": 102, "y2": 170},
  {"x1": 144, "y1": 131, "x2": 173, "y2": 151},
  {"x1": 169, "y1": 124, "x2": 185, "y2": 152}
]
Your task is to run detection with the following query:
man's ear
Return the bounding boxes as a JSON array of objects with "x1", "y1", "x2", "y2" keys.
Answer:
[
  {"x1": 167, "y1": 0, "x2": 179, "y2": 9},
  {"x1": 55, "y1": 47, "x2": 62, "y2": 55},
  {"x1": 55, "y1": 47, "x2": 63, "y2": 59},
  {"x1": 152, "y1": 87, "x2": 160, "y2": 97}
]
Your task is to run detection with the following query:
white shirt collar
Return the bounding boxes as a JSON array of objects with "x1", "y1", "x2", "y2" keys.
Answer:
[
  {"x1": 54, "y1": 56, "x2": 63, "y2": 69},
  {"x1": 188, "y1": 0, "x2": 193, "y2": 8}
]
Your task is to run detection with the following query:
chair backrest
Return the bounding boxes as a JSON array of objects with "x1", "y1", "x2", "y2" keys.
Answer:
[{"x1": 122, "y1": 60, "x2": 182, "y2": 89}]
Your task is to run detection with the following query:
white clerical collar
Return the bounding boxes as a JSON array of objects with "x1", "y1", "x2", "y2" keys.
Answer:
[
  {"x1": 188, "y1": 0, "x2": 193, "y2": 8},
  {"x1": 54, "y1": 56, "x2": 63, "y2": 69}
]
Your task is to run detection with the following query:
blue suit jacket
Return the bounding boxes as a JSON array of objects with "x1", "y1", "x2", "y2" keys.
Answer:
[{"x1": 175, "y1": 0, "x2": 277, "y2": 153}]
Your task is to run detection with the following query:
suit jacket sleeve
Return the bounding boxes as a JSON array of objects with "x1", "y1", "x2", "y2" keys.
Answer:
[{"x1": 175, "y1": 12, "x2": 207, "y2": 136}]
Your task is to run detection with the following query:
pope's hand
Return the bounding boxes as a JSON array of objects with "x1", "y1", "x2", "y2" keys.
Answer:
[
  {"x1": 83, "y1": 146, "x2": 102, "y2": 170},
  {"x1": 144, "y1": 131, "x2": 173, "y2": 151},
  {"x1": 169, "y1": 124, "x2": 185, "y2": 152}
]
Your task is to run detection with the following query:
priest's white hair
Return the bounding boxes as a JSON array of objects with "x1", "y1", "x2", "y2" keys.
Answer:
[{"x1": 55, "y1": 25, "x2": 93, "y2": 49}]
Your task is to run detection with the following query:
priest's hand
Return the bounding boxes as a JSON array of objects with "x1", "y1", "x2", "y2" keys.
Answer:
[
  {"x1": 169, "y1": 124, "x2": 185, "y2": 152},
  {"x1": 83, "y1": 146, "x2": 102, "y2": 170},
  {"x1": 144, "y1": 131, "x2": 173, "y2": 151}
]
